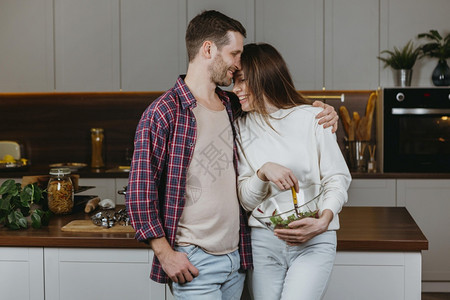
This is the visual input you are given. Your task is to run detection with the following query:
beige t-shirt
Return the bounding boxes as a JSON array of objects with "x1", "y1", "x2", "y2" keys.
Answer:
[{"x1": 175, "y1": 103, "x2": 240, "y2": 254}]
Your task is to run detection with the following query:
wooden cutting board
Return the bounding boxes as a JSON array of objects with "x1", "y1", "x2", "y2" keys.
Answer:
[{"x1": 61, "y1": 220, "x2": 135, "y2": 233}]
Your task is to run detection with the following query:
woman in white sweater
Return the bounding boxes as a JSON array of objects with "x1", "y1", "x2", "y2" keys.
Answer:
[{"x1": 233, "y1": 43, "x2": 351, "y2": 300}]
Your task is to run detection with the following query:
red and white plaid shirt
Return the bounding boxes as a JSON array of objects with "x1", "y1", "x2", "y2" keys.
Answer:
[{"x1": 126, "y1": 76, "x2": 252, "y2": 283}]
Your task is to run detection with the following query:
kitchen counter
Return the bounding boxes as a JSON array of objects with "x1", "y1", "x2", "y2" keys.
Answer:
[
  {"x1": 0, "y1": 206, "x2": 427, "y2": 251},
  {"x1": 0, "y1": 206, "x2": 427, "y2": 300},
  {"x1": 0, "y1": 206, "x2": 144, "y2": 248},
  {"x1": 2, "y1": 164, "x2": 450, "y2": 179},
  {"x1": 337, "y1": 206, "x2": 427, "y2": 251},
  {"x1": 0, "y1": 164, "x2": 130, "y2": 178}
]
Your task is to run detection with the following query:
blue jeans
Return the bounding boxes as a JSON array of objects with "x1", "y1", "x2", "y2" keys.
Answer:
[
  {"x1": 249, "y1": 228, "x2": 336, "y2": 300},
  {"x1": 171, "y1": 245, "x2": 245, "y2": 300}
]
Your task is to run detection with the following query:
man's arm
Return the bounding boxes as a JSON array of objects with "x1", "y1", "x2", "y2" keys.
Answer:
[
  {"x1": 127, "y1": 104, "x2": 199, "y2": 284},
  {"x1": 126, "y1": 111, "x2": 166, "y2": 242}
]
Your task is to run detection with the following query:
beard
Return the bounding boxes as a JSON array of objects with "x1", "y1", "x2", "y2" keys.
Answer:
[{"x1": 209, "y1": 53, "x2": 233, "y2": 87}]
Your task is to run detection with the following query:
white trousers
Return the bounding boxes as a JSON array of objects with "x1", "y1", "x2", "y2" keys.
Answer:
[{"x1": 248, "y1": 228, "x2": 336, "y2": 300}]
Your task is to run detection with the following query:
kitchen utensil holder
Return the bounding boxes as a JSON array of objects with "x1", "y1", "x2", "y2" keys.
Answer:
[{"x1": 347, "y1": 141, "x2": 369, "y2": 172}]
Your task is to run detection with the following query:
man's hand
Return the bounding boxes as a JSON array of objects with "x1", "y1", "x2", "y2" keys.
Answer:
[
  {"x1": 274, "y1": 209, "x2": 333, "y2": 245},
  {"x1": 312, "y1": 101, "x2": 339, "y2": 133},
  {"x1": 150, "y1": 237, "x2": 199, "y2": 283}
]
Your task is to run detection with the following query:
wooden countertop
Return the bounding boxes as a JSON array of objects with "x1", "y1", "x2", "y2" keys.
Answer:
[
  {"x1": 0, "y1": 206, "x2": 427, "y2": 251},
  {"x1": 337, "y1": 206, "x2": 428, "y2": 251},
  {"x1": 0, "y1": 206, "x2": 146, "y2": 249}
]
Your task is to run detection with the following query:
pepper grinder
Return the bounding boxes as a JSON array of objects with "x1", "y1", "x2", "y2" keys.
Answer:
[{"x1": 91, "y1": 128, "x2": 105, "y2": 168}]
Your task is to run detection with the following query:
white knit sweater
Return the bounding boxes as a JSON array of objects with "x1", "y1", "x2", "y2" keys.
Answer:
[{"x1": 235, "y1": 105, "x2": 352, "y2": 230}]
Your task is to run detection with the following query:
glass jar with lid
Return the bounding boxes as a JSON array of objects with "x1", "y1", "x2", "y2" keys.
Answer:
[
  {"x1": 47, "y1": 168, "x2": 74, "y2": 214},
  {"x1": 91, "y1": 128, "x2": 105, "y2": 168}
]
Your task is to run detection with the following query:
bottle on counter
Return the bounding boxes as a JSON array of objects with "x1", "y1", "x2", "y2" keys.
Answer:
[
  {"x1": 367, "y1": 144, "x2": 377, "y2": 173},
  {"x1": 91, "y1": 128, "x2": 105, "y2": 168},
  {"x1": 367, "y1": 157, "x2": 377, "y2": 173},
  {"x1": 47, "y1": 168, "x2": 74, "y2": 215}
]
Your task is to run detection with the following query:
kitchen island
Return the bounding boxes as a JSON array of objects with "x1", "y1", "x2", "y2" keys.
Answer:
[{"x1": 0, "y1": 206, "x2": 427, "y2": 300}]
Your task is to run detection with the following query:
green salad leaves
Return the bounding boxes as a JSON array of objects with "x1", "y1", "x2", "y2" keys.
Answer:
[{"x1": 270, "y1": 210, "x2": 319, "y2": 229}]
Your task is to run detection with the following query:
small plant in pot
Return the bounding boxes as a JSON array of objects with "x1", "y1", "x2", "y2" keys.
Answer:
[
  {"x1": 0, "y1": 180, "x2": 51, "y2": 230},
  {"x1": 378, "y1": 40, "x2": 421, "y2": 87},
  {"x1": 417, "y1": 29, "x2": 450, "y2": 86}
]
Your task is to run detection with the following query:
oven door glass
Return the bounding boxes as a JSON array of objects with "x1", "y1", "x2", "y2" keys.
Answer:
[{"x1": 385, "y1": 114, "x2": 450, "y2": 172}]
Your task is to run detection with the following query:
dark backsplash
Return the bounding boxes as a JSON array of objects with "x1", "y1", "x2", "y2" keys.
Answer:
[
  {"x1": 0, "y1": 90, "x2": 376, "y2": 169},
  {"x1": 0, "y1": 92, "x2": 161, "y2": 167}
]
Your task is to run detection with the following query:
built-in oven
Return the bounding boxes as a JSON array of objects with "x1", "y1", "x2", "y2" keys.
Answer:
[{"x1": 383, "y1": 88, "x2": 450, "y2": 173}]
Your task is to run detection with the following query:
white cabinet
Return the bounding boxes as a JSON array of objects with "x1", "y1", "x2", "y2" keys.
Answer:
[
  {"x1": 166, "y1": 251, "x2": 422, "y2": 300},
  {"x1": 324, "y1": 251, "x2": 422, "y2": 300},
  {"x1": 44, "y1": 248, "x2": 165, "y2": 300},
  {"x1": 0, "y1": 247, "x2": 44, "y2": 300},
  {"x1": 120, "y1": 0, "x2": 186, "y2": 91},
  {"x1": 0, "y1": 247, "x2": 166, "y2": 300},
  {"x1": 324, "y1": 0, "x2": 379, "y2": 89},
  {"x1": 379, "y1": 0, "x2": 450, "y2": 87},
  {"x1": 0, "y1": 247, "x2": 422, "y2": 300},
  {"x1": 397, "y1": 179, "x2": 450, "y2": 287},
  {"x1": 0, "y1": 0, "x2": 54, "y2": 92},
  {"x1": 255, "y1": 0, "x2": 323, "y2": 90},
  {"x1": 255, "y1": 0, "x2": 379, "y2": 90},
  {"x1": 2, "y1": 1, "x2": 450, "y2": 91},
  {"x1": 54, "y1": 0, "x2": 120, "y2": 91},
  {"x1": 346, "y1": 179, "x2": 396, "y2": 206}
]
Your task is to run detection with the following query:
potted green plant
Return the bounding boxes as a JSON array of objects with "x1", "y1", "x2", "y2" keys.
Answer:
[
  {"x1": 417, "y1": 29, "x2": 450, "y2": 86},
  {"x1": 378, "y1": 40, "x2": 421, "y2": 87},
  {"x1": 0, "y1": 179, "x2": 51, "y2": 230}
]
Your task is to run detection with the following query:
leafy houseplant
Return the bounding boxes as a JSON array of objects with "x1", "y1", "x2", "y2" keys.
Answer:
[
  {"x1": 417, "y1": 30, "x2": 450, "y2": 86},
  {"x1": 378, "y1": 40, "x2": 421, "y2": 87},
  {"x1": 0, "y1": 179, "x2": 51, "y2": 230},
  {"x1": 378, "y1": 40, "x2": 421, "y2": 70}
]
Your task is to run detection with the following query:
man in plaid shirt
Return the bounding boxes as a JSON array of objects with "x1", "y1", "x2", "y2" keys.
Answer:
[{"x1": 126, "y1": 10, "x2": 338, "y2": 299}]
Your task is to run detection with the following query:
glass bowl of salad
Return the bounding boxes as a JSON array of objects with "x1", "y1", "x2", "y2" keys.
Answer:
[{"x1": 252, "y1": 183, "x2": 324, "y2": 231}]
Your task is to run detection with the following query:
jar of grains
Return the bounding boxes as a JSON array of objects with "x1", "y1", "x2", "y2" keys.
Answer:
[{"x1": 47, "y1": 168, "x2": 74, "y2": 214}]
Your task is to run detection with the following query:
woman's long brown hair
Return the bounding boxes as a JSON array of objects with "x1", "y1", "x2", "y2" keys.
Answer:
[{"x1": 239, "y1": 43, "x2": 311, "y2": 125}]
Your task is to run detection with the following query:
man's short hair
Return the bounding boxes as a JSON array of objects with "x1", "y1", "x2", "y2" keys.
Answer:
[{"x1": 185, "y1": 10, "x2": 246, "y2": 62}]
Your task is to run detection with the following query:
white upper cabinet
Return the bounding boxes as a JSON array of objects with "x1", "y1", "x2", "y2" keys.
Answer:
[
  {"x1": 255, "y1": 0, "x2": 323, "y2": 90},
  {"x1": 380, "y1": 0, "x2": 450, "y2": 87},
  {"x1": 0, "y1": 0, "x2": 54, "y2": 92},
  {"x1": 324, "y1": 0, "x2": 379, "y2": 90},
  {"x1": 1, "y1": 1, "x2": 449, "y2": 91},
  {"x1": 121, "y1": 0, "x2": 186, "y2": 91},
  {"x1": 255, "y1": 0, "x2": 379, "y2": 90},
  {"x1": 121, "y1": 0, "x2": 254, "y2": 92},
  {"x1": 54, "y1": 0, "x2": 120, "y2": 91}
]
